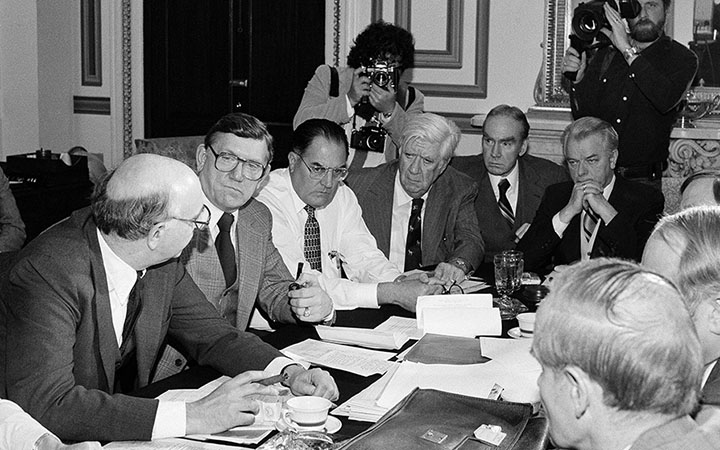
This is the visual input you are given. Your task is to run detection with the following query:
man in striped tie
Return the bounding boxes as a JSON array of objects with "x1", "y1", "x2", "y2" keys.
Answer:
[{"x1": 517, "y1": 117, "x2": 664, "y2": 274}]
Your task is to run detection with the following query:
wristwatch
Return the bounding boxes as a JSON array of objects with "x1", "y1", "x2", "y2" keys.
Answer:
[
  {"x1": 449, "y1": 257, "x2": 472, "y2": 275},
  {"x1": 622, "y1": 45, "x2": 639, "y2": 61}
]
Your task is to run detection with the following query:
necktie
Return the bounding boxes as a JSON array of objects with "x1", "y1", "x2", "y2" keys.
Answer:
[
  {"x1": 498, "y1": 178, "x2": 515, "y2": 228},
  {"x1": 215, "y1": 212, "x2": 237, "y2": 288},
  {"x1": 121, "y1": 271, "x2": 144, "y2": 346},
  {"x1": 583, "y1": 208, "x2": 600, "y2": 242},
  {"x1": 304, "y1": 205, "x2": 322, "y2": 271},
  {"x1": 404, "y1": 198, "x2": 424, "y2": 271}
]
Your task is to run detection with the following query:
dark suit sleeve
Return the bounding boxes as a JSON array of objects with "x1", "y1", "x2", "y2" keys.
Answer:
[
  {"x1": 596, "y1": 185, "x2": 664, "y2": 261},
  {"x1": 0, "y1": 168, "x2": 25, "y2": 251},
  {"x1": 515, "y1": 185, "x2": 566, "y2": 272},
  {"x1": 3, "y1": 252, "x2": 159, "y2": 442},
  {"x1": 449, "y1": 181, "x2": 485, "y2": 270},
  {"x1": 167, "y1": 264, "x2": 283, "y2": 374},
  {"x1": 256, "y1": 215, "x2": 298, "y2": 324}
]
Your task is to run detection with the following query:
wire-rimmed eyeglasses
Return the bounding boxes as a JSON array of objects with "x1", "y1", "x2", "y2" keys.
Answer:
[
  {"x1": 173, "y1": 204, "x2": 211, "y2": 230},
  {"x1": 207, "y1": 144, "x2": 267, "y2": 181},
  {"x1": 293, "y1": 151, "x2": 348, "y2": 181}
]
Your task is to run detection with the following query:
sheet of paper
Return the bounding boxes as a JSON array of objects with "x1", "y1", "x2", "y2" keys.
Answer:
[
  {"x1": 459, "y1": 278, "x2": 490, "y2": 293},
  {"x1": 185, "y1": 424, "x2": 273, "y2": 446},
  {"x1": 479, "y1": 337, "x2": 542, "y2": 403},
  {"x1": 333, "y1": 362, "x2": 399, "y2": 422},
  {"x1": 282, "y1": 339, "x2": 394, "y2": 376},
  {"x1": 416, "y1": 294, "x2": 501, "y2": 337},
  {"x1": 316, "y1": 325, "x2": 409, "y2": 350},
  {"x1": 104, "y1": 438, "x2": 234, "y2": 449},
  {"x1": 374, "y1": 316, "x2": 423, "y2": 340},
  {"x1": 376, "y1": 360, "x2": 540, "y2": 409},
  {"x1": 156, "y1": 376, "x2": 230, "y2": 402}
]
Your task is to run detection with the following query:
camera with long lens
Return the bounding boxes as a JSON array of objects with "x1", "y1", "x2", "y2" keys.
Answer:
[
  {"x1": 350, "y1": 124, "x2": 387, "y2": 153},
  {"x1": 364, "y1": 60, "x2": 400, "y2": 89}
]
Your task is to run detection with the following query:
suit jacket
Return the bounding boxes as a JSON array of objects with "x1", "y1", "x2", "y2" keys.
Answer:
[
  {"x1": 451, "y1": 154, "x2": 569, "y2": 262},
  {"x1": 182, "y1": 198, "x2": 296, "y2": 330},
  {"x1": 628, "y1": 414, "x2": 719, "y2": 450},
  {"x1": 702, "y1": 361, "x2": 720, "y2": 407},
  {"x1": 346, "y1": 160, "x2": 484, "y2": 271},
  {"x1": 516, "y1": 176, "x2": 664, "y2": 273},
  {"x1": 0, "y1": 208, "x2": 283, "y2": 442}
]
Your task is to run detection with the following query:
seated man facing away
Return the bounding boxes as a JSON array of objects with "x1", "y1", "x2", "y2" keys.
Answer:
[
  {"x1": 642, "y1": 206, "x2": 720, "y2": 408},
  {"x1": 679, "y1": 168, "x2": 720, "y2": 209},
  {"x1": 256, "y1": 118, "x2": 442, "y2": 313},
  {"x1": 0, "y1": 154, "x2": 337, "y2": 442},
  {"x1": 451, "y1": 105, "x2": 569, "y2": 263},
  {"x1": 517, "y1": 117, "x2": 663, "y2": 274},
  {"x1": 184, "y1": 112, "x2": 333, "y2": 328},
  {"x1": 533, "y1": 258, "x2": 718, "y2": 450},
  {"x1": 346, "y1": 112, "x2": 484, "y2": 284},
  {"x1": 0, "y1": 398, "x2": 100, "y2": 450}
]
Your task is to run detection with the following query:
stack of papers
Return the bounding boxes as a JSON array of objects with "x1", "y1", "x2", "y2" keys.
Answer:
[
  {"x1": 332, "y1": 363, "x2": 400, "y2": 422},
  {"x1": 374, "y1": 316, "x2": 423, "y2": 340},
  {"x1": 316, "y1": 325, "x2": 409, "y2": 350},
  {"x1": 282, "y1": 339, "x2": 395, "y2": 376},
  {"x1": 416, "y1": 294, "x2": 501, "y2": 337}
]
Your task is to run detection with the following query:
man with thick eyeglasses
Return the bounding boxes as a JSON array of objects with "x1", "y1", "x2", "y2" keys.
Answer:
[
  {"x1": 0, "y1": 153, "x2": 338, "y2": 442},
  {"x1": 257, "y1": 118, "x2": 442, "y2": 313}
]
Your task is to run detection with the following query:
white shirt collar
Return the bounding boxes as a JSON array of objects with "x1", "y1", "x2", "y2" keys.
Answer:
[
  {"x1": 602, "y1": 175, "x2": 616, "y2": 200},
  {"x1": 203, "y1": 191, "x2": 237, "y2": 240},
  {"x1": 487, "y1": 161, "x2": 520, "y2": 195},
  {"x1": 393, "y1": 171, "x2": 430, "y2": 206}
]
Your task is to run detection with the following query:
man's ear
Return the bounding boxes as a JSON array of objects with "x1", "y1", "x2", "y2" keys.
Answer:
[
  {"x1": 564, "y1": 366, "x2": 591, "y2": 420},
  {"x1": 609, "y1": 149, "x2": 619, "y2": 170},
  {"x1": 196, "y1": 144, "x2": 209, "y2": 172},
  {"x1": 707, "y1": 300, "x2": 720, "y2": 336},
  {"x1": 146, "y1": 222, "x2": 165, "y2": 251},
  {"x1": 288, "y1": 152, "x2": 299, "y2": 173},
  {"x1": 519, "y1": 139, "x2": 529, "y2": 157}
]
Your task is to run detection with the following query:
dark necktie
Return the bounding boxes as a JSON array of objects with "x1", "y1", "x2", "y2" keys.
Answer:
[
  {"x1": 583, "y1": 208, "x2": 600, "y2": 242},
  {"x1": 121, "y1": 271, "x2": 144, "y2": 346},
  {"x1": 304, "y1": 205, "x2": 322, "y2": 271},
  {"x1": 498, "y1": 178, "x2": 515, "y2": 228},
  {"x1": 404, "y1": 198, "x2": 424, "y2": 271},
  {"x1": 215, "y1": 212, "x2": 237, "y2": 288}
]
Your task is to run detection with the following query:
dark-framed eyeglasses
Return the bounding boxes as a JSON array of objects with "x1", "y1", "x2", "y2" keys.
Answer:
[
  {"x1": 293, "y1": 151, "x2": 348, "y2": 181},
  {"x1": 173, "y1": 204, "x2": 211, "y2": 230},
  {"x1": 442, "y1": 279, "x2": 465, "y2": 295},
  {"x1": 207, "y1": 144, "x2": 267, "y2": 181}
]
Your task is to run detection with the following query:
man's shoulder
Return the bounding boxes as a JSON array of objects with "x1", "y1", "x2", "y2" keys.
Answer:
[
  {"x1": 238, "y1": 198, "x2": 273, "y2": 226},
  {"x1": 345, "y1": 162, "x2": 396, "y2": 194},
  {"x1": 614, "y1": 177, "x2": 664, "y2": 204},
  {"x1": 439, "y1": 165, "x2": 478, "y2": 193},
  {"x1": 520, "y1": 155, "x2": 569, "y2": 184},
  {"x1": 450, "y1": 154, "x2": 486, "y2": 180}
]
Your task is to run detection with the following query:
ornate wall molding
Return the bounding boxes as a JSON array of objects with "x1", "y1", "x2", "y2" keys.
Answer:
[
  {"x1": 668, "y1": 127, "x2": 720, "y2": 178},
  {"x1": 122, "y1": 0, "x2": 132, "y2": 159}
]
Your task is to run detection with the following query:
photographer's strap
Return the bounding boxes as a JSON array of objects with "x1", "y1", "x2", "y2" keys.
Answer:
[
  {"x1": 407, "y1": 86, "x2": 416, "y2": 109},
  {"x1": 329, "y1": 66, "x2": 339, "y2": 98}
]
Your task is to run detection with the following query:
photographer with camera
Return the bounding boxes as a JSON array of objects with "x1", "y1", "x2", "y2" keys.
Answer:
[
  {"x1": 561, "y1": 0, "x2": 697, "y2": 189},
  {"x1": 294, "y1": 21, "x2": 424, "y2": 169}
]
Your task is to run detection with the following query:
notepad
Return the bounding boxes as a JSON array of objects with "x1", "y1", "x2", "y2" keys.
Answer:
[{"x1": 416, "y1": 294, "x2": 501, "y2": 337}]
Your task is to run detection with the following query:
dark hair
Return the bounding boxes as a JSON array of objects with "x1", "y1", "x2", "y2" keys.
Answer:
[
  {"x1": 292, "y1": 119, "x2": 349, "y2": 158},
  {"x1": 204, "y1": 113, "x2": 274, "y2": 162},
  {"x1": 663, "y1": 0, "x2": 671, "y2": 10},
  {"x1": 346, "y1": 21, "x2": 415, "y2": 71},
  {"x1": 679, "y1": 169, "x2": 720, "y2": 203},
  {"x1": 485, "y1": 104, "x2": 530, "y2": 140},
  {"x1": 92, "y1": 169, "x2": 170, "y2": 240}
]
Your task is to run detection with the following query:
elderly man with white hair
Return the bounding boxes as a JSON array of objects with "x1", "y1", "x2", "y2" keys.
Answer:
[{"x1": 532, "y1": 258, "x2": 718, "y2": 450}]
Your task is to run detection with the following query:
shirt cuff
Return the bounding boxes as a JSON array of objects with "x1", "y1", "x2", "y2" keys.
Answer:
[
  {"x1": 345, "y1": 95, "x2": 354, "y2": 118},
  {"x1": 346, "y1": 282, "x2": 380, "y2": 309},
  {"x1": 151, "y1": 401, "x2": 186, "y2": 439},
  {"x1": 265, "y1": 357, "x2": 310, "y2": 375},
  {"x1": 551, "y1": 213, "x2": 569, "y2": 238}
]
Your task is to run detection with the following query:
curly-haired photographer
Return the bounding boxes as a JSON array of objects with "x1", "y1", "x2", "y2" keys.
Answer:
[{"x1": 294, "y1": 21, "x2": 424, "y2": 169}]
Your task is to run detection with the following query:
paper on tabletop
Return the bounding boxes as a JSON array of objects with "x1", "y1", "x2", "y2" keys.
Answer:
[
  {"x1": 282, "y1": 339, "x2": 395, "y2": 376},
  {"x1": 416, "y1": 294, "x2": 501, "y2": 337},
  {"x1": 374, "y1": 316, "x2": 423, "y2": 340},
  {"x1": 315, "y1": 325, "x2": 409, "y2": 350}
]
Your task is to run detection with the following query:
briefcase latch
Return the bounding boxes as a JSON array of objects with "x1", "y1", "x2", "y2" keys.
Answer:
[
  {"x1": 474, "y1": 424, "x2": 507, "y2": 446},
  {"x1": 420, "y1": 429, "x2": 448, "y2": 444}
]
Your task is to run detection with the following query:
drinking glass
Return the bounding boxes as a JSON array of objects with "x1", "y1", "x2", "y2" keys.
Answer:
[{"x1": 494, "y1": 250, "x2": 528, "y2": 320}]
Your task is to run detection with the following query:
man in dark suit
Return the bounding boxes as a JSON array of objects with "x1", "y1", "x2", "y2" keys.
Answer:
[
  {"x1": 347, "y1": 113, "x2": 484, "y2": 284},
  {"x1": 0, "y1": 154, "x2": 337, "y2": 442},
  {"x1": 642, "y1": 206, "x2": 720, "y2": 409},
  {"x1": 451, "y1": 105, "x2": 569, "y2": 263},
  {"x1": 517, "y1": 117, "x2": 663, "y2": 274}
]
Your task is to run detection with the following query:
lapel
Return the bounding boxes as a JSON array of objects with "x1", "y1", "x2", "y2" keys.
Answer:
[
  {"x1": 84, "y1": 220, "x2": 121, "y2": 391},
  {"x1": 423, "y1": 174, "x2": 451, "y2": 263},
  {"x1": 703, "y1": 361, "x2": 720, "y2": 405},
  {"x1": 515, "y1": 160, "x2": 544, "y2": 227},
  {"x1": 234, "y1": 205, "x2": 265, "y2": 330},
  {"x1": 591, "y1": 176, "x2": 628, "y2": 256},
  {"x1": 133, "y1": 268, "x2": 167, "y2": 386},
  {"x1": 363, "y1": 164, "x2": 396, "y2": 255}
]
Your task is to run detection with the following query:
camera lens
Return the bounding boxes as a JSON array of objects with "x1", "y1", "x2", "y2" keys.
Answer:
[
  {"x1": 372, "y1": 72, "x2": 390, "y2": 87},
  {"x1": 366, "y1": 134, "x2": 384, "y2": 152}
]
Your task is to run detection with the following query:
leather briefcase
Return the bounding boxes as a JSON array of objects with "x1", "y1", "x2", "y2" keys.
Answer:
[{"x1": 339, "y1": 388, "x2": 546, "y2": 450}]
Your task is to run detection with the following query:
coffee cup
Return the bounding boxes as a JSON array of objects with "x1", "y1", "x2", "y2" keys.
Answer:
[
  {"x1": 283, "y1": 396, "x2": 332, "y2": 431},
  {"x1": 516, "y1": 312, "x2": 536, "y2": 337}
]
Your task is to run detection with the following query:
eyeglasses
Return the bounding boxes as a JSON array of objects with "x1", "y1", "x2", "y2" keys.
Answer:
[
  {"x1": 173, "y1": 204, "x2": 211, "y2": 230},
  {"x1": 293, "y1": 152, "x2": 348, "y2": 181},
  {"x1": 442, "y1": 279, "x2": 465, "y2": 295},
  {"x1": 207, "y1": 144, "x2": 267, "y2": 181}
]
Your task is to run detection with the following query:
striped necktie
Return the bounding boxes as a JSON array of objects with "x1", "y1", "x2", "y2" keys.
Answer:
[
  {"x1": 498, "y1": 178, "x2": 515, "y2": 228},
  {"x1": 304, "y1": 205, "x2": 322, "y2": 271},
  {"x1": 583, "y1": 208, "x2": 600, "y2": 242},
  {"x1": 404, "y1": 198, "x2": 424, "y2": 271}
]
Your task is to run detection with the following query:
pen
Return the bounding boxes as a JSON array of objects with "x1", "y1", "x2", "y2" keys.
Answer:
[
  {"x1": 289, "y1": 262, "x2": 305, "y2": 291},
  {"x1": 257, "y1": 373, "x2": 287, "y2": 386},
  {"x1": 295, "y1": 262, "x2": 304, "y2": 280}
]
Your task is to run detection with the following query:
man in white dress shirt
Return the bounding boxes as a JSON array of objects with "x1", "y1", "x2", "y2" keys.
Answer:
[{"x1": 257, "y1": 118, "x2": 442, "y2": 313}]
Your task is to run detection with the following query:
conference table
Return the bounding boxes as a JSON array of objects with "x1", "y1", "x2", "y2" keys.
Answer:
[{"x1": 132, "y1": 287, "x2": 549, "y2": 448}]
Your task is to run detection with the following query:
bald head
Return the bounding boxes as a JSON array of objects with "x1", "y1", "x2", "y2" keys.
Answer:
[{"x1": 93, "y1": 154, "x2": 203, "y2": 240}]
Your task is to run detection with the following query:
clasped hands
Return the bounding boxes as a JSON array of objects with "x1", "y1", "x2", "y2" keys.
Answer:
[
  {"x1": 186, "y1": 368, "x2": 338, "y2": 436},
  {"x1": 560, "y1": 180, "x2": 617, "y2": 225}
]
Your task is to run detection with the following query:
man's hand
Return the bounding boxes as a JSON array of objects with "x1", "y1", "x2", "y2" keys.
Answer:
[
  {"x1": 186, "y1": 371, "x2": 278, "y2": 435},
  {"x1": 283, "y1": 365, "x2": 339, "y2": 401},
  {"x1": 600, "y1": 2, "x2": 631, "y2": 53},
  {"x1": 35, "y1": 434, "x2": 101, "y2": 450},
  {"x1": 434, "y1": 262, "x2": 466, "y2": 287},
  {"x1": 377, "y1": 279, "x2": 444, "y2": 312},
  {"x1": 368, "y1": 83, "x2": 397, "y2": 115},
  {"x1": 348, "y1": 67, "x2": 371, "y2": 106},
  {"x1": 562, "y1": 47, "x2": 587, "y2": 83},
  {"x1": 558, "y1": 181, "x2": 587, "y2": 223},
  {"x1": 288, "y1": 273, "x2": 334, "y2": 322},
  {"x1": 582, "y1": 180, "x2": 618, "y2": 224}
]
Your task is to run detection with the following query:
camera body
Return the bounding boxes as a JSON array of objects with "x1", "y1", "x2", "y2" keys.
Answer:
[
  {"x1": 364, "y1": 60, "x2": 400, "y2": 89},
  {"x1": 571, "y1": 0, "x2": 641, "y2": 44},
  {"x1": 350, "y1": 125, "x2": 387, "y2": 153}
]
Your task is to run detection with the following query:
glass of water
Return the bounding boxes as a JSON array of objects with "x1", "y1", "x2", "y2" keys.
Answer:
[{"x1": 494, "y1": 250, "x2": 528, "y2": 320}]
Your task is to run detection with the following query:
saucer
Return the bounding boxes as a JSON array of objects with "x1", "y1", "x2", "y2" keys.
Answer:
[
  {"x1": 508, "y1": 327, "x2": 532, "y2": 339},
  {"x1": 276, "y1": 415, "x2": 342, "y2": 434}
]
